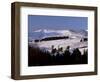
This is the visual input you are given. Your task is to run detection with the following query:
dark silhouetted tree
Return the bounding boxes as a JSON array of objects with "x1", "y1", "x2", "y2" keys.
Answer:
[
  {"x1": 71, "y1": 48, "x2": 82, "y2": 64},
  {"x1": 82, "y1": 49, "x2": 88, "y2": 64},
  {"x1": 63, "y1": 46, "x2": 71, "y2": 64}
]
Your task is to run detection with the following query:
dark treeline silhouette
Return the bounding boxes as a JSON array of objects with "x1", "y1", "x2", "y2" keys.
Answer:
[
  {"x1": 28, "y1": 45, "x2": 88, "y2": 66},
  {"x1": 80, "y1": 38, "x2": 88, "y2": 42},
  {"x1": 34, "y1": 36, "x2": 69, "y2": 42}
]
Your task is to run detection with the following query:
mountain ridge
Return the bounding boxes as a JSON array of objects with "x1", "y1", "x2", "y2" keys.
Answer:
[{"x1": 28, "y1": 29, "x2": 87, "y2": 41}]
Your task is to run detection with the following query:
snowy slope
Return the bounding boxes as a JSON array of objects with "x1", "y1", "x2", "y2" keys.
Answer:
[
  {"x1": 29, "y1": 29, "x2": 88, "y2": 55},
  {"x1": 28, "y1": 29, "x2": 87, "y2": 41}
]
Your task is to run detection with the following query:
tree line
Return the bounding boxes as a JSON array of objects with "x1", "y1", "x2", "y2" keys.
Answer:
[
  {"x1": 28, "y1": 45, "x2": 88, "y2": 66},
  {"x1": 34, "y1": 36, "x2": 69, "y2": 42}
]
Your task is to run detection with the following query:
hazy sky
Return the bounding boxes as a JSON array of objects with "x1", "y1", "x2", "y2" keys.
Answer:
[{"x1": 28, "y1": 15, "x2": 88, "y2": 33}]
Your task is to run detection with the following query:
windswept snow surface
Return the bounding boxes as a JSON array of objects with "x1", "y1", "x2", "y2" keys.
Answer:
[
  {"x1": 29, "y1": 29, "x2": 88, "y2": 55},
  {"x1": 28, "y1": 29, "x2": 87, "y2": 40}
]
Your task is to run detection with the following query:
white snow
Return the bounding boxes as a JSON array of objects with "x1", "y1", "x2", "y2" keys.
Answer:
[
  {"x1": 31, "y1": 29, "x2": 87, "y2": 40},
  {"x1": 29, "y1": 29, "x2": 88, "y2": 55},
  {"x1": 29, "y1": 38, "x2": 87, "y2": 55}
]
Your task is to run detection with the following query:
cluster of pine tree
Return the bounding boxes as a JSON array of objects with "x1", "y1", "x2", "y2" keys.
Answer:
[
  {"x1": 34, "y1": 36, "x2": 69, "y2": 42},
  {"x1": 28, "y1": 45, "x2": 88, "y2": 66}
]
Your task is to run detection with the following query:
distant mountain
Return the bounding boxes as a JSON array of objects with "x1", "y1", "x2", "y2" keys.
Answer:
[
  {"x1": 28, "y1": 29, "x2": 61, "y2": 41},
  {"x1": 28, "y1": 29, "x2": 87, "y2": 41}
]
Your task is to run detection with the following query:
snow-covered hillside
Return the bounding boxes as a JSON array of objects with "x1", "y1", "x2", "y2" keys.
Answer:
[
  {"x1": 29, "y1": 29, "x2": 88, "y2": 55},
  {"x1": 28, "y1": 29, "x2": 87, "y2": 41}
]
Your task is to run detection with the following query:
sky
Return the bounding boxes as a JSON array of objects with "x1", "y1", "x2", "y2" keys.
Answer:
[{"x1": 28, "y1": 15, "x2": 88, "y2": 33}]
